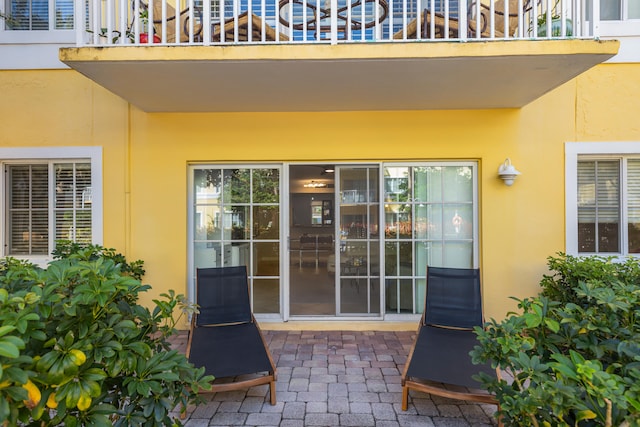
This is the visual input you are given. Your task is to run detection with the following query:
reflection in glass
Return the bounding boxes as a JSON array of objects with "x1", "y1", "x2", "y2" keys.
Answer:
[
  {"x1": 443, "y1": 166, "x2": 473, "y2": 202},
  {"x1": 337, "y1": 166, "x2": 380, "y2": 315},
  {"x1": 443, "y1": 242, "x2": 474, "y2": 268},
  {"x1": 253, "y1": 279, "x2": 279, "y2": 313},
  {"x1": 368, "y1": 168, "x2": 379, "y2": 203},
  {"x1": 253, "y1": 206, "x2": 279, "y2": 239},
  {"x1": 194, "y1": 169, "x2": 222, "y2": 203},
  {"x1": 600, "y1": 0, "x2": 621, "y2": 20},
  {"x1": 193, "y1": 242, "x2": 222, "y2": 269},
  {"x1": 631, "y1": 0, "x2": 640, "y2": 18},
  {"x1": 194, "y1": 205, "x2": 222, "y2": 240},
  {"x1": 383, "y1": 164, "x2": 477, "y2": 314},
  {"x1": 421, "y1": 167, "x2": 443, "y2": 203},
  {"x1": 384, "y1": 167, "x2": 410, "y2": 202},
  {"x1": 253, "y1": 242, "x2": 280, "y2": 276},
  {"x1": 385, "y1": 204, "x2": 412, "y2": 239},
  {"x1": 415, "y1": 278, "x2": 426, "y2": 313},
  {"x1": 223, "y1": 169, "x2": 251, "y2": 203},
  {"x1": 253, "y1": 169, "x2": 280, "y2": 204},
  {"x1": 385, "y1": 278, "x2": 413, "y2": 313},
  {"x1": 341, "y1": 205, "x2": 368, "y2": 239},
  {"x1": 224, "y1": 205, "x2": 250, "y2": 240},
  {"x1": 444, "y1": 205, "x2": 473, "y2": 239}
]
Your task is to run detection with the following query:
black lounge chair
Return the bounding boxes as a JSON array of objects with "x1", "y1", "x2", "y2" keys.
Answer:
[
  {"x1": 401, "y1": 267, "x2": 500, "y2": 423},
  {"x1": 186, "y1": 266, "x2": 277, "y2": 404}
]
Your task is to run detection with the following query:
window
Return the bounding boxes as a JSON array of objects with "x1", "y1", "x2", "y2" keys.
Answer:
[
  {"x1": 576, "y1": 157, "x2": 640, "y2": 254},
  {"x1": 3, "y1": 0, "x2": 73, "y2": 30},
  {"x1": 596, "y1": 0, "x2": 640, "y2": 38},
  {"x1": 600, "y1": 0, "x2": 640, "y2": 21},
  {"x1": 5, "y1": 161, "x2": 91, "y2": 255},
  {"x1": 1, "y1": 147, "x2": 102, "y2": 262},
  {"x1": 566, "y1": 142, "x2": 640, "y2": 257}
]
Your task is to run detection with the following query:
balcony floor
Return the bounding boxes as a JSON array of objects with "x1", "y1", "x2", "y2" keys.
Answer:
[{"x1": 60, "y1": 39, "x2": 619, "y2": 112}]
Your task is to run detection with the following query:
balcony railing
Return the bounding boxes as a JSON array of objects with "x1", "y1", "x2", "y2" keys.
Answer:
[{"x1": 77, "y1": 0, "x2": 601, "y2": 46}]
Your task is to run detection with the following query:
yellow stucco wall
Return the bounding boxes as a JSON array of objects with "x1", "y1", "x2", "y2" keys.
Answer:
[{"x1": 1, "y1": 61, "x2": 639, "y2": 325}]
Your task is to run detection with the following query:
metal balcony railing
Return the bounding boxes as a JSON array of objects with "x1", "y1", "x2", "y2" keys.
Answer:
[{"x1": 76, "y1": 0, "x2": 601, "y2": 46}]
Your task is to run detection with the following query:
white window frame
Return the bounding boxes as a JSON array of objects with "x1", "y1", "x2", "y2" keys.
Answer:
[
  {"x1": 0, "y1": 0, "x2": 75, "y2": 44},
  {"x1": 565, "y1": 141, "x2": 640, "y2": 257},
  {"x1": 0, "y1": 147, "x2": 103, "y2": 265},
  {"x1": 597, "y1": 0, "x2": 640, "y2": 36}
]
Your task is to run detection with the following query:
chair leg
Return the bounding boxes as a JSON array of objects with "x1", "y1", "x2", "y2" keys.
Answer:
[
  {"x1": 401, "y1": 386, "x2": 409, "y2": 411},
  {"x1": 269, "y1": 380, "x2": 276, "y2": 405}
]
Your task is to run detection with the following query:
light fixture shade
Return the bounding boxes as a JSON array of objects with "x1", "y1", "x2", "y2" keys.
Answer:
[
  {"x1": 304, "y1": 181, "x2": 327, "y2": 188},
  {"x1": 498, "y1": 158, "x2": 521, "y2": 186}
]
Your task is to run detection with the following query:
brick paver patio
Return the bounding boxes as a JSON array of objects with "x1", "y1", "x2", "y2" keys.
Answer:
[{"x1": 172, "y1": 330, "x2": 499, "y2": 427}]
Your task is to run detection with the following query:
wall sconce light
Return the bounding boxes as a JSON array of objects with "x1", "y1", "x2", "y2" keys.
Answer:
[{"x1": 498, "y1": 158, "x2": 521, "y2": 186}]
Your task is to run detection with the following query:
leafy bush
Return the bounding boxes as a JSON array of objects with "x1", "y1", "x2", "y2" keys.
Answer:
[
  {"x1": 471, "y1": 253, "x2": 640, "y2": 427},
  {"x1": 51, "y1": 240, "x2": 146, "y2": 280},
  {"x1": 0, "y1": 245, "x2": 212, "y2": 426}
]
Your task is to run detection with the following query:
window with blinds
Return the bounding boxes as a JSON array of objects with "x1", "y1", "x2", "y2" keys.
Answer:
[
  {"x1": 5, "y1": 161, "x2": 91, "y2": 256},
  {"x1": 577, "y1": 157, "x2": 640, "y2": 255},
  {"x1": 5, "y1": 0, "x2": 73, "y2": 30},
  {"x1": 627, "y1": 159, "x2": 640, "y2": 253}
]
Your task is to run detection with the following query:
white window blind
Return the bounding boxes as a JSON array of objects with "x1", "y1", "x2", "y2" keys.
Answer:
[
  {"x1": 7, "y1": 164, "x2": 49, "y2": 255},
  {"x1": 627, "y1": 160, "x2": 640, "y2": 253},
  {"x1": 5, "y1": 161, "x2": 92, "y2": 257},
  {"x1": 54, "y1": 163, "x2": 92, "y2": 243},
  {"x1": 54, "y1": 0, "x2": 73, "y2": 29},
  {"x1": 577, "y1": 160, "x2": 620, "y2": 253},
  {"x1": 7, "y1": 0, "x2": 49, "y2": 30}
]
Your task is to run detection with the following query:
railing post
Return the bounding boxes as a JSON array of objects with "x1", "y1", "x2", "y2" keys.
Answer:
[
  {"x1": 331, "y1": 0, "x2": 338, "y2": 44},
  {"x1": 459, "y1": 0, "x2": 467, "y2": 40},
  {"x1": 74, "y1": 0, "x2": 85, "y2": 45},
  {"x1": 203, "y1": 0, "x2": 211, "y2": 45},
  {"x1": 119, "y1": 0, "x2": 127, "y2": 44},
  {"x1": 590, "y1": 0, "x2": 600, "y2": 37}
]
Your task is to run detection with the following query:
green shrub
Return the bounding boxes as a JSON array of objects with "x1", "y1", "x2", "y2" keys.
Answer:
[
  {"x1": 471, "y1": 253, "x2": 640, "y2": 427},
  {"x1": 0, "y1": 245, "x2": 212, "y2": 426},
  {"x1": 51, "y1": 240, "x2": 146, "y2": 281}
]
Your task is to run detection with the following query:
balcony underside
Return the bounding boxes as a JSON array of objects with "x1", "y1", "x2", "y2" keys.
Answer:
[{"x1": 60, "y1": 39, "x2": 619, "y2": 112}]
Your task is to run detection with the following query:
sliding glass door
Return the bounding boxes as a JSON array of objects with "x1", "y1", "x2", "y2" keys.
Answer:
[{"x1": 189, "y1": 162, "x2": 477, "y2": 319}]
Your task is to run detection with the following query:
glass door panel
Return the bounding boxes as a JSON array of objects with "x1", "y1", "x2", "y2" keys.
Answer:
[
  {"x1": 288, "y1": 165, "x2": 336, "y2": 316},
  {"x1": 384, "y1": 164, "x2": 477, "y2": 315},
  {"x1": 191, "y1": 166, "x2": 281, "y2": 315},
  {"x1": 337, "y1": 166, "x2": 380, "y2": 316}
]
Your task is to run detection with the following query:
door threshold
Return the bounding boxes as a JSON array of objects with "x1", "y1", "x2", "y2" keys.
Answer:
[{"x1": 259, "y1": 319, "x2": 417, "y2": 331}]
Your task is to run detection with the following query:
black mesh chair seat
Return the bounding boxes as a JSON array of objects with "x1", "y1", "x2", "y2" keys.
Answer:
[
  {"x1": 401, "y1": 267, "x2": 501, "y2": 425},
  {"x1": 186, "y1": 266, "x2": 276, "y2": 404},
  {"x1": 405, "y1": 325, "x2": 496, "y2": 390},
  {"x1": 189, "y1": 322, "x2": 274, "y2": 379}
]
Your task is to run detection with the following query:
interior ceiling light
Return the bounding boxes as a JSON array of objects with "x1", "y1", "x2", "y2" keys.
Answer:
[
  {"x1": 304, "y1": 181, "x2": 327, "y2": 188},
  {"x1": 324, "y1": 168, "x2": 335, "y2": 173}
]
